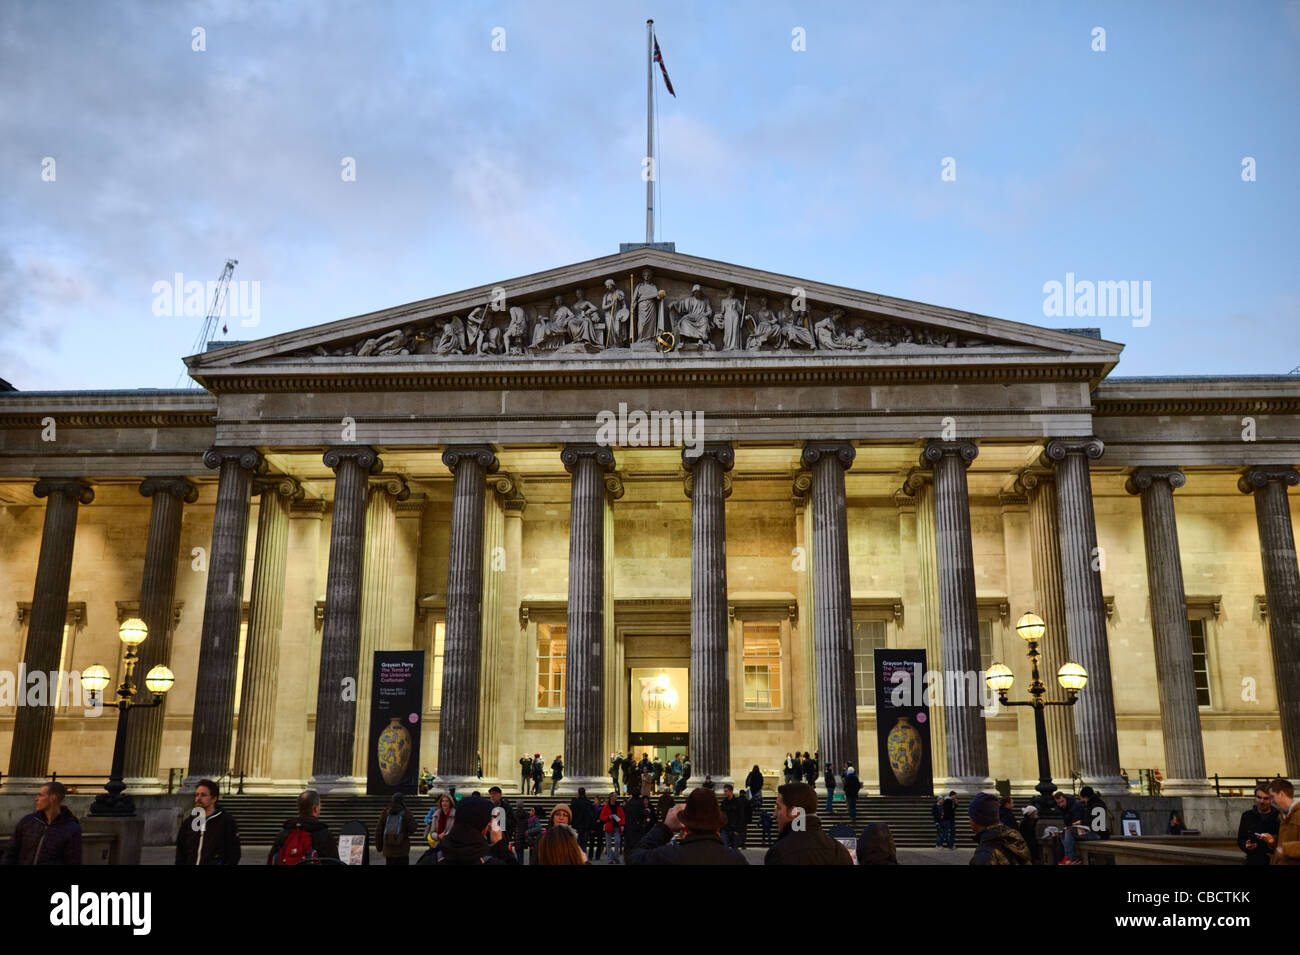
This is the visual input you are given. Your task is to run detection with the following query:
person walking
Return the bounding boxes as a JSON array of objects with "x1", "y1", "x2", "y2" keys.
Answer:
[
  {"x1": 764, "y1": 783, "x2": 852, "y2": 865},
  {"x1": 2, "y1": 780, "x2": 81, "y2": 866},
  {"x1": 628, "y1": 789, "x2": 748, "y2": 865},
  {"x1": 609, "y1": 753, "x2": 623, "y2": 795},
  {"x1": 175, "y1": 778, "x2": 241, "y2": 866},
  {"x1": 968, "y1": 792, "x2": 1030, "y2": 865},
  {"x1": 745, "y1": 764, "x2": 764, "y2": 801},
  {"x1": 823, "y1": 762, "x2": 837, "y2": 814},
  {"x1": 1238, "y1": 784, "x2": 1280, "y2": 865},
  {"x1": 550, "y1": 754, "x2": 564, "y2": 796},
  {"x1": 377, "y1": 792, "x2": 417, "y2": 865},
  {"x1": 268, "y1": 790, "x2": 338, "y2": 864},
  {"x1": 599, "y1": 793, "x2": 626, "y2": 863},
  {"x1": 842, "y1": 765, "x2": 862, "y2": 822}
]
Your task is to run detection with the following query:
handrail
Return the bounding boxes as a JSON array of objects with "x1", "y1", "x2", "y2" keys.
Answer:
[{"x1": 1212, "y1": 773, "x2": 1283, "y2": 796}]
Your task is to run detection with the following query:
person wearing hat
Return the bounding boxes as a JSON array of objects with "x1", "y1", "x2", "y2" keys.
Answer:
[
  {"x1": 1019, "y1": 804, "x2": 1042, "y2": 865},
  {"x1": 968, "y1": 792, "x2": 1030, "y2": 865},
  {"x1": 418, "y1": 796, "x2": 518, "y2": 865},
  {"x1": 627, "y1": 788, "x2": 748, "y2": 865},
  {"x1": 764, "y1": 783, "x2": 852, "y2": 865}
]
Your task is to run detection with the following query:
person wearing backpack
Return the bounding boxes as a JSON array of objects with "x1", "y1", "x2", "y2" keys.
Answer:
[
  {"x1": 377, "y1": 792, "x2": 417, "y2": 865},
  {"x1": 268, "y1": 790, "x2": 338, "y2": 865}
]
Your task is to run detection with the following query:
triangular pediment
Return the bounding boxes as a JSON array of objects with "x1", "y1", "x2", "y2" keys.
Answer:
[{"x1": 185, "y1": 248, "x2": 1121, "y2": 385}]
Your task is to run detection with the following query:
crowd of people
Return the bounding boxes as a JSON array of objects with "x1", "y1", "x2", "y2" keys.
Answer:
[{"x1": 4, "y1": 772, "x2": 1298, "y2": 868}]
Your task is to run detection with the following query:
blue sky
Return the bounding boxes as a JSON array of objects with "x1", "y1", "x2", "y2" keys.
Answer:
[{"x1": 2, "y1": 0, "x2": 1297, "y2": 389}]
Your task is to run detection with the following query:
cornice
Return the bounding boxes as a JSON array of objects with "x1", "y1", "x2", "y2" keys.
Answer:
[
  {"x1": 1093, "y1": 396, "x2": 1300, "y2": 416},
  {"x1": 0, "y1": 410, "x2": 216, "y2": 428}
]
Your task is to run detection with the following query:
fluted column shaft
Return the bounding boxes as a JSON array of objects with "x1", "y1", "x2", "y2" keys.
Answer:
[
  {"x1": 188, "y1": 449, "x2": 261, "y2": 782},
  {"x1": 124, "y1": 478, "x2": 197, "y2": 782},
  {"x1": 562, "y1": 445, "x2": 617, "y2": 783},
  {"x1": 1045, "y1": 438, "x2": 1123, "y2": 789},
  {"x1": 1240, "y1": 466, "x2": 1300, "y2": 774},
  {"x1": 436, "y1": 446, "x2": 497, "y2": 782},
  {"x1": 7, "y1": 478, "x2": 94, "y2": 782},
  {"x1": 233, "y1": 475, "x2": 300, "y2": 782},
  {"x1": 1125, "y1": 468, "x2": 1207, "y2": 787},
  {"x1": 310, "y1": 447, "x2": 380, "y2": 784},
  {"x1": 1017, "y1": 472, "x2": 1078, "y2": 783},
  {"x1": 685, "y1": 444, "x2": 733, "y2": 780},
  {"x1": 802, "y1": 442, "x2": 858, "y2": 775},
  {"x1": 924, "y1": 440, "x2": 990, "y2": 785}
]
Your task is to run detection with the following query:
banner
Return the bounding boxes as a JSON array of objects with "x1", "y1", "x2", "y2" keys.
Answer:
[
  {"x1": 366, "y1": 650, "x2": 424, "y2": 795},
  {"x1": 873, "y1": 648, "x2": 933, "y2": 797}
]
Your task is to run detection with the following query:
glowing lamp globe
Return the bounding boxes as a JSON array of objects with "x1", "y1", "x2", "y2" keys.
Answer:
[
  {"x1": 985, "y1": 663, "x2": 1015, "y2": 693},
  {"x1": 118, "y1": 617, "x2": 149, "y2": 647},
  {"x1": 1016, "y1": 611, "x2": 1046, "y2": 644},
  {"x1": 144, "y1": 665, "x2": 175, "y2": 695},
  {"x1": 81, "y1": 664, "x2": 111, "y2": 696},
  {"x1": 1057, "y1": 661, "x2": 1088, "y2": 691}
]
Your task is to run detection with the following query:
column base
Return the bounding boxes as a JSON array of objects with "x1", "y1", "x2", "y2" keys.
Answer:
[
  {"x1": 934, "y1": 776, "x2": 996, "y2": 796},
  {"x1": 123, "y1": 776, "x2": 166, "y2": 796},
  {"x1": 555, "y1": 776, "x2": 616, "y2": 798},
  {"x1": 307, "y1": 774, "x2": 367, "y2": 795},
  {"x1": 1155, "y1": 777, "x2": 1215, "y2": 796},
  {"x1": 431, "y1": 775, "x2": 482, "y2": 796},
  {"x1": 1080, "y1": 774, "x2": 1130, "y2": 797},
  {"x1": 0, "y1": 776, "x2": 50, "y2": 794}
]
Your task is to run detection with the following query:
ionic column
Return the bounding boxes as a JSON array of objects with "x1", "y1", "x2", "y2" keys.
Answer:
[
  {"x1": 801, "y1": 441, "x2": 858, "y2": 776},
  {"x1": 123, "y1": 477, "x2": 198, "y2": 788},
  {"x1": 309, "y1": 446, "x2": 381, "y2": 791},
  {"x1": 899, "y1": 470, "x2": 949, "y2": 781},
  {"x1": 922, "y1": 440, "x2": 991, "y2": 791},
  {"x1": 1239, "y1": 466, "x2": 1300, "y2": 775},
  {"x1": 1043, "y1": 438, "x2": 1125, "y2": 792},
  {"x1": 684, "y1": 443, "x2": 734, "y2": 782},
  {"x1": 1014, "y1": 470, "x2": 1078, "y2": 786},
  {"x1": 1125, "y1": 468, "x2": 1208, "y2": 792},
  {"x1": 186, "y1": 448, "x2": 262, "y2": 786},
  {"x1": 435, "y1": 446, "x2": 497, "y2": 788},
  {"x1": 232, "y1": 474, "x2": 301, "y2": 790},
  {"x1": 5, "y1": 478, "x2": 94, "y2": 787},
  {"x1": 352, "y1": 474, "x2": 409, "y2": 780},
  {"x1": 559, "y1": 444, "x2": 618, "y2": 793}
]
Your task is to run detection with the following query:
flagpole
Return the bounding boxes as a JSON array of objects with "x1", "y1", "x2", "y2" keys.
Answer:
[{"x1": 646, "y1": 18, "x2": 654, "y2": 244}]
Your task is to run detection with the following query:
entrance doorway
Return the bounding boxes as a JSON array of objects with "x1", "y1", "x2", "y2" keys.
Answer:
[{"x1": 628, "y1": 666, "x2": 689, "y2": 780}]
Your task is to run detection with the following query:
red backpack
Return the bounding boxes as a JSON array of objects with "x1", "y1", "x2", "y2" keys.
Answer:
[{"x1": 276, "y1": 826, "x2": 316, "y2": 865}]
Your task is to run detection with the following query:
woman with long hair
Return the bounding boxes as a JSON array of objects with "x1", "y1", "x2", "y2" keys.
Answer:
[
  {"x1": 424, "y1": 792, "x2": 455, "y2": 852},
  {"x1": 537, "y1": 825, "x2": 587, "y2": 865}
]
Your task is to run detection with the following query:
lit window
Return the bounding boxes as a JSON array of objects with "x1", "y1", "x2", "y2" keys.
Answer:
[
  {"x1": 52, "y1": 623, "x2": 72, "y2": 709},
  {"x1": 536, "y1": 623, "x2": 566, "y2": 709},
  {"x1": 742, "y1": 623, "x2": 782, "y2": 710},
  {"x1": 1188, "y1": 618, "x2": 1212, "y2": 707},
  {"x1": 429, "y1": 620, "x2": 445, "y2": 709},
  {"x1": 852, "y1": 620, "x2": 887, "y2": 706},
  {"x1": 232, "y1": 621, "x2": 248, "y2": 714}
]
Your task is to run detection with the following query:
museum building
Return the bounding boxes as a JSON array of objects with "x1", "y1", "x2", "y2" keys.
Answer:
[{"x1": 1, "y1": 246, "x2": 1297, "y2": 796}]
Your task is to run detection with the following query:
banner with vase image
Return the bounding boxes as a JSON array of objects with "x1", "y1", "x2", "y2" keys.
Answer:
[
  {"x1": 873, "y1": 649, "x2": 933, "y2": 797},
  {"x1": 367, "y1": 650, "x2": 425, "y2": 795}
]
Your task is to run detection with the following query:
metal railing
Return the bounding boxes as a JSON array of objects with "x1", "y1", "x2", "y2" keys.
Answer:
[{"x1": 1212, "y1": 774, "x2": 1283, "y2": 797}]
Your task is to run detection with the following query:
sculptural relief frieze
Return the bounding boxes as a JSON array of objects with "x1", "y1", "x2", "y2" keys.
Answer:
[{"x1": 296, "y1": 269, "x2": 988, "y2": 360}]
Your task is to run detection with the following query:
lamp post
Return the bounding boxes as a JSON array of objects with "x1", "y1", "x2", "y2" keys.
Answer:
[
  {"x1": 81, "y1": 617, "x2": 175, "y2": 816},
  {"x1": 985, "y1": 611, "x2": 1088, "y2": 801}
]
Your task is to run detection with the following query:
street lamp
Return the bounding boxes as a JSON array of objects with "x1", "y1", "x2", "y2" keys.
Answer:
[
  {"x1": 81, "y1": 617, "x2": 174, "y2": 816},
  {"x1": 984, "y1": 611, "x2": 1087, "y2": 801}
]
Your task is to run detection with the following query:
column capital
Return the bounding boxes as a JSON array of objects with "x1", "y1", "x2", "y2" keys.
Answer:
[
  {"x1": 442, "y1": 445, "x2": 498, "y2": 474},
  {"x1": 801, "y1": 441, "x2": 855, "y2": 469},
  {"x1": 34, "y1": 477, "x2": 94, "y2": 505},
  {"x1": 921, "y1": 439, "x2": 978, "y2": 468},
  {"x1": 1012, "y1": 467, "x2": 1054, "y2": 496},
  {"x1": 1042, "y1": 437, "x2": 1105, "y2": 464},
  {"x1": 898, "y1": 466, "x2": 930, "y2": 498},
  {"x1": 791, "y1": 470, "x2": 814, "y2": 504},
  {"x1": 681, "y1": 442, "x2": 734, "y2": 471},
  {"x1": 253, "y1": 473, "x2": 305, "y2": 500},
  {"x1": 1125, "y1": 467, "x2": 1186, "y2": 495},
  {"x1": 323, "y1": 446, "x2": 382, "y2": 473},
  {"x1": 604, "y1": 471, "x2": 626, "y2": 501},
  {"x1": 490, "y1": 472, "x2": 527, "y2": 513},
  {"x1": 1238, "y1": 466, "x2": 1300, "y2": 495},
  {"x1": 368, "y1": 473, "x2": 410, "y2": 501},
  {"x1": 203, "y1": 446, "x2": 264, "y2": 472},
  {"x1": 561, "y1": 444, "x2": 616, "y2": 473},
  {"x1": 139, "y1": 477, "x2": 198, "y2": 503}
]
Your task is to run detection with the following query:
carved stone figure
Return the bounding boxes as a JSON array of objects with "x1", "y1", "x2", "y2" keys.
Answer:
[
  {"x1": 814, "y1": 309, "x2": 869, "y2": 350},
  {"x1": 717, "y1": 286, "x2": 744, "y2": 351},
  {"x1": 503, "y1": 306, "x2": 529, "y2": 355},
  {"x1": 744, "y1": 296, "x2": 781, "y2": 350},
  {"x1": 435, "y1": 315, "x2": 467, "y2": 355},
  {"x1": 670, "y1": 284, "x2": 715, "y2": 349},
  {"x1": 465, "y1": 306, "x2": 502, "y2": 355},
  {"x1": 631, "y1": 269, "x2": 661, "y2": 343},
  {"x1": 602, "y1": 279, "x2": 629, "y2": 348},
  {"x1": 776, "y1": 299, "x2": 815, "y2": 350},
  {"x1": 567, "y1": 289, "x2": 602, "y2": 349},
  {"x1": 356, "y1": 325, "x2": 412, "y2": 356},
  {"x1": 530, "y1": 296, "x2": 569, "y2": 350}
]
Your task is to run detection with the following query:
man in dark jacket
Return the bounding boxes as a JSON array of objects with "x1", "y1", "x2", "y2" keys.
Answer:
[
  {"x1": 176, "y1": 778, "x2": 241, "y2": 865},
  {"x1": 531, "y1": 754, "x2": 544, "y2": 795},
  {"x1": 268, "y1": 790, "x2": 338, "y2": 864},
  {"x1": 377, "y1": 793, "x2": 418, "y2": 865},
  {"x1": 941, "y1": 791, "x2": 957, "y2": 848},
  {"x1": 823, "y1": 763, "x2": 837, "y2": 814},
  {"x1": 1238, "y1": 784, "x2": 1280, "y2": 865},
  {"x1": 569, "y1": 787, "x2": 596, "y2": 856},
  {"x1": 969, "y1": 792, "x2": 1030, "y2": 865},
  {"x1": 609, "y1": 753, "x2": 623, "y2": 795},
  {"x1": 856, "y1": 822, "x2": 898, "y2": 864},
  {"x1": 520, "y1": 754, "x2": 532, "y2": 793},
  {"x1": 801, "y1": 752, "x2": 816, "y2": 786},
  {"x1": 624, "y1": 791, "x2": 652, "y2": 850},
  {"x1": 628, "y1": 788, "x2": 747, "y2": 865},
  {"x1": 550, "y1": 755, "x2": 564, "y2": 796},
  {"x1": 2, "y1": 780, "x2": 81, "y2": 865},
  {"x1": 720, "y1": 784, "x2": 746, "y2": 849},
  {"x1": 422, "y1": 796, "x2": 518, "y2": 865},
  {"x1": 1020, "y1": 804, "x2": 1042, "y2": 864},
  {"x1": 998, "y1": 796, "x2": 1017, "y2": 830},
  {"x1": 675, "y1": 758, "x2": 691, "y2": 795},
  {"x1": 764, "y1": 783, "x2": 852, "y2": 865}
]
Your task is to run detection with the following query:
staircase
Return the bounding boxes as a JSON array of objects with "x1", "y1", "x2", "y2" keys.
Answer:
[{"x1": 222, "y1": 791, "x2": 958, "y2": 849}]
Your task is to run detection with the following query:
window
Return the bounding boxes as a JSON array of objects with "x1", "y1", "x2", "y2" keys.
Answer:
[
  {"x1": 232, "y1": 621, "x2": 248, "y2": 714},
  {"x1": 978, "y1": 620, "x2": 994, "y2": 674},
  {"x1": 52, "y1": 622, "x2": 73, "y2": 709},
  {"x1": 852, "y1": 620, "x2": 887, "y2": 706},
  {"x1": 536, "y1": 623, "x2": 566, "y2": 709},
  {"x1": 429, "y1": 620, "x2": 445, "y2": 709},
  {"x1": 1188, "y1": 618, "x2": 1212, "y2": 707},
  {"x1": 742, "y1": 622, "x2": 782, "y2": 710}
]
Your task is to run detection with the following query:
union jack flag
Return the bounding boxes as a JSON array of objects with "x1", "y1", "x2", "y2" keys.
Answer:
[{"x1": 653, "y1": 37, "x2": 675, "y2": 97}]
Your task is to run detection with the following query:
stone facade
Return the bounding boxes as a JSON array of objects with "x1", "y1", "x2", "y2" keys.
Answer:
[{"x1": 0, "y1": 248, "x2": 1297, "y2": 795}]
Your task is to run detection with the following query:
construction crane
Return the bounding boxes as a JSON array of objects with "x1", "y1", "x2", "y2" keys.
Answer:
[{"x1": 179, "y1": 258, "x2": 238, "y2": 386}]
